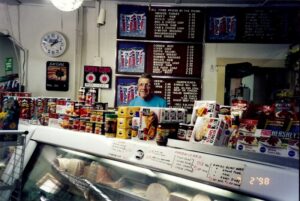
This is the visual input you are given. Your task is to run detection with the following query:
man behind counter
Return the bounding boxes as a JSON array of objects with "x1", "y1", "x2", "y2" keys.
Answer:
[{"x1": 129, "y1": 73, "x2": 167, "y2": 107}]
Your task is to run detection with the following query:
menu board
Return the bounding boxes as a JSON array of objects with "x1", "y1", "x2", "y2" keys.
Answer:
[
  {"x1": 147, "y1": 7, "x2": 204, "y2": 42},
  {"x1": 115, "y1": 76, "x2": 200, "y2": 110},
  {"x1": 153, "y1": 78, "x2": 201, "y2": 112},
  {"x1": 240, "y1": 8, "x2": 289, "y2": 43},
  {"x1": 206, "y1": 7, "x2": 300, "y2": 43},
  {"x1": 116, "y1": 41, "x2": 202, "y2": 77},
  {"x1": 117, "y1": 5, "x2": 204, "y2": 109},
  {"x1": 147, "y1": 43, "x2": 202, "y2": 77},
  {"x1": 118, "y1": 5, "x2": 204, "y2": 42}
]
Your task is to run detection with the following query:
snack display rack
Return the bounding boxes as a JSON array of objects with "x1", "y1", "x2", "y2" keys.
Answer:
[{"x1": 0, "y1": 130, "x2": 28, "y2": 201}]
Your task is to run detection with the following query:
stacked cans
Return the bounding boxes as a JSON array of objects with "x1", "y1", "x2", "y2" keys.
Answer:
[{"x1": 116, "y1": 106, "x2": 140, "y2": 139}]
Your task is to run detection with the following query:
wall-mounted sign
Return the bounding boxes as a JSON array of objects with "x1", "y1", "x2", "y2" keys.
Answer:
[
  {"x1": 147, "y1": 6, "x2": 204, "y2": 42},
  {"x1": 83, "y1": 66, "x2": 112, "y2": 88},
  {"x1": 5, "y1": 57, "x2": 13, "y2": 72},
  {"x1": 115, "y1": 76, "x2": 138, "y2": 107},
  {"x1": 153, "y1": 78, "x2": 201, "y2": 112},
  {"x1": 116, "y1": 41, "x2": 202, "y2": 77},
  {"x1": 46, "y1": 61, "x2": 69, "y2": 91},
  {"x1": 205, "y1": 7, "x2": 300, "y2": 43},
  {"x1": 146, "y1": 43, "x2": 202, "y2": 77},
  {"x1": 116, "y1": 42, "x2": 146, "y2": 74},
  {"x1": 117, "y1": 5, "x2": 205, "y2": 42},
  {"x1": 114, "y1": 76, "x2": 201, "y2": 111},
  {"x1": 118, "y1": 5, "x2": 148, "y2": 38}
]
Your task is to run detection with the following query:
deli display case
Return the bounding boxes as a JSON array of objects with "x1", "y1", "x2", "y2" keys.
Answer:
[{"x1": 20, "y1": 125, "x2": 299, "y2": 201}]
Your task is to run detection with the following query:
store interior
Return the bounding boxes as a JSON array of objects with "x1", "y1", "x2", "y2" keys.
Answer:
[{"x1": 0, "y1": 0, "x2": 299, "y2": 201}]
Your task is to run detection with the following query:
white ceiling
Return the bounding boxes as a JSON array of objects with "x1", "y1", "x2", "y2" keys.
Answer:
[{"x1": 1, "y1": 0, "x2": 300, "y2": 7}]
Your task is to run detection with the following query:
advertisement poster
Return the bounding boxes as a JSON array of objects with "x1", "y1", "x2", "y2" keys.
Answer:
[
  {"x1": 117, "y1": 42, "x2": 146, "y2": 74},
  {"x1": 115, "y1": 76, "x2": 138, "y2": 107},
  {"x1": 46, "y1": 61, "x2": 69, "y2": 91},
  {"x1": 118, "y1": 5, "x2": 148, "y2": 38},
  {"x1": 83, "y1": 66, "x2": 112, "y2": 88},
  {"x1": 206, "y1": 8, "x2": 239, "y2": 42}
]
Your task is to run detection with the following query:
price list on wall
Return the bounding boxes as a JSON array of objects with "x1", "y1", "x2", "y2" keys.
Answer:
[
  {"x1": 146, "y1": 43, "x2": 202, "y2": 77},
  {"x1": 117, "y1": 5, "x2": 204, "y2": 109},
  {"x1": 206, "y1": 7, "x2": 300, "y2": 43},
  {"x1": 148, "y1": 7, "x2": 204, "y2": 42},
  {"x1": 153, "y1": 78, "x2": 201, "y2": 112},
  {"x1": 241, "y1": 8, "x2": 289, "y2": 43}
]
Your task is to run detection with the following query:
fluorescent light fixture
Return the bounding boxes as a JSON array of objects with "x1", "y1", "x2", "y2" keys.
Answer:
[{"x1": 50, "y1": 0, "x2": 85, "y2": 12}]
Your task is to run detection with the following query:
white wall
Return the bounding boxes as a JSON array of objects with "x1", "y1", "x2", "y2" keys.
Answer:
[{"x1": 0, "y1": 1, "x2": 290, "y2": 108}]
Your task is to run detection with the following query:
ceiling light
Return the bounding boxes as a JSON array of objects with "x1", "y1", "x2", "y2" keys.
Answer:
[{"x1": 50, "y1": 0, "x2": 85, "y2": 12}]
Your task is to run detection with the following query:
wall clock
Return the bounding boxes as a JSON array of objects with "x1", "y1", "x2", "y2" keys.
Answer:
[{"x1": 41, "y1": 31, "x2": 67, "y2": 57}]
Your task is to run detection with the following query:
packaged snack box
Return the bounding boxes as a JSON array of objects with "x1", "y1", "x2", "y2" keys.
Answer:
[
  {"x1": 191, "y1": 117, "x2": 226, "y2": 146},
  {"x1": 191, "y1": 100, "x2": 219, "y2": 125}
]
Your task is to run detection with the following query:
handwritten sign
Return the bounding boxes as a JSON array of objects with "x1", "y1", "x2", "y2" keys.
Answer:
[
  {"x1": 107, "y1": 140, "x2": 134, "y2": 160},
  {"x1": 207, "y1": 163, "x2": 244, "y2": 188}
]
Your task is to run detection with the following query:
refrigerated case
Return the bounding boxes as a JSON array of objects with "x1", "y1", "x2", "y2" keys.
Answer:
[{"x1": 20, "y1": 125, "x2": 299, "y2": 201}]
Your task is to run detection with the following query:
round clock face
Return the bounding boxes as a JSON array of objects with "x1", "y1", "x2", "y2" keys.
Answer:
[{"x1": 41, "y1": 31, "x2": 67, "y2": 57}]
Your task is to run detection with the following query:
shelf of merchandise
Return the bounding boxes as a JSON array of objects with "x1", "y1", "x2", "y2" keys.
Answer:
[{"x1": 20, "y1": 124, "x2": 299, "y2": 201}]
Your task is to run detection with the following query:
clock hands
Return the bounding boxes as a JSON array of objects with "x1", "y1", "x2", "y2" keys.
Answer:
[{"x1": 51, "y1": 39, "x2": 59, "y2": 47}]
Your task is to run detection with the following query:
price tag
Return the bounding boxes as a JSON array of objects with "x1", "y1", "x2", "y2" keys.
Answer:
[{"x1": 107, "y1": 140, "x2": 134, "y2": 160}]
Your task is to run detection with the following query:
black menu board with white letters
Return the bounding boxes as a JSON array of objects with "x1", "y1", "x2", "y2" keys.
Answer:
[
  {"x1": 153, "y1": 78, "x2": 201, "y2": 112},
  {"x1": 146, "y1": 43, "x2": 202, "y2": 77},
  {"x1": 206, "y1": 7, "x2": 300, "y2": 43},
  {"x1": 117, "y1": 5, "x2": 205, "y2": 108},
  {"x1": 147, "y1": 7, "x2": 204, "y2": 42}
]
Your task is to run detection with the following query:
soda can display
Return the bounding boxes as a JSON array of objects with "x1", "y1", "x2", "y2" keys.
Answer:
[
  {"x1": 85, "y1": 121, "x2": 94, "y2": 133},
  {"x1": 18, "y1": 97, "x2": 32, "y2": 119},
  {"x1": 94, "y1": 122, "x2": 104, "y2": 135},
  {"x1": 47, "y1": 98, "x2": 57, "y2": 114}
]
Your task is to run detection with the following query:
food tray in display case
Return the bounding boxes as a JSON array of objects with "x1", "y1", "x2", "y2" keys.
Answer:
[
  {"x1": 22, "y1": 143, "x2": 265, "y2": 201},
  {"x1": 21, "y1": 125, "x2": 299, "y2": 201}
]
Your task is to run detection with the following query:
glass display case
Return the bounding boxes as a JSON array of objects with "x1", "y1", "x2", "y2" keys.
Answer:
[
  {"x1": 19, "y1": 125, "x2": 298, "y2": 201},
  {"x1": 22, "y1": 143, "x2": 264, "y2": 201}
]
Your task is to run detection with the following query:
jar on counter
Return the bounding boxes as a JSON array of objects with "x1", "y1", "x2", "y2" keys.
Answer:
[
  {"x1": 156, "y1": 124, "x2": 170, "y2": 146},
  {"x1": 104, "y1": 114, "x2": 118, "y2": 137},
  {"x1": 177, "y1": 123, "x2": 188, "y2": 140},
  {"x1": 186, "y1": 124, "x2": 194, "y2": 141}
]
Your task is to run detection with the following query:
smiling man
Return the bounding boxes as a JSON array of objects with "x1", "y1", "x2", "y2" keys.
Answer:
[{"x1": 129, "y1": 73, "x2": 167, "y2": 107}]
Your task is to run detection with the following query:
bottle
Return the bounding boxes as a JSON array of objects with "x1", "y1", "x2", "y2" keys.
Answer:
[
  {"x1": 90, "y1": 88, "x2": 97, "y2": 106},
  {"x1": 185, "y1": 124, "x2": 194, "y2": 141},
  {"x1": 104, "y1": 114, "x2": 118, "y2": 138},
  {"x1": 131, "y1": 111, "x2": 140, "y2": 138},
  {"x1": 156, "y1": 124, "x2": 169, "y2": 146},
  {"x1": 78, "y1": 87, "x2": 85, "y2": 103}
]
